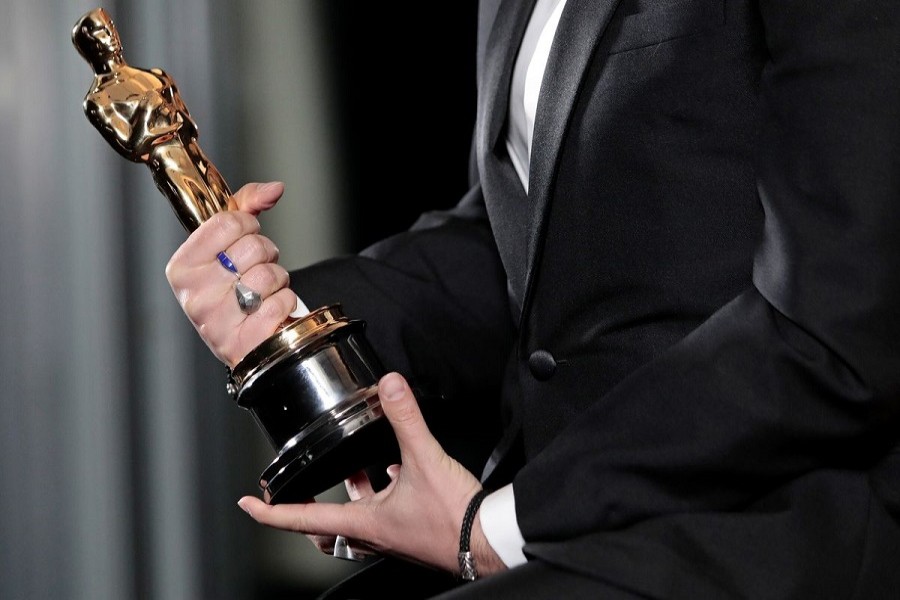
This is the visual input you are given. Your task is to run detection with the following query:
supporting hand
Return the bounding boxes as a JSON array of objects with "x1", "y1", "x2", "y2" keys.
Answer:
[{"x1": 237, "y1": 373, "x2": 507, "y2": 577}]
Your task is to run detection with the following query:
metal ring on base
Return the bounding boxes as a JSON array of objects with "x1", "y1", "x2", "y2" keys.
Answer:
[
  {"x1": 259, "y1": 391, "x2": 396, "y2": 503},
  {"x1": 333, "y1": 536, "x2": 364, "y2": 562}
]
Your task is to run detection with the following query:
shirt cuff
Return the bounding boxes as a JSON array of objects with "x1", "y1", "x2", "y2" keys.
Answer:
[{"x1": 478, "y1": 483, "x2": 527, "y2": 567}]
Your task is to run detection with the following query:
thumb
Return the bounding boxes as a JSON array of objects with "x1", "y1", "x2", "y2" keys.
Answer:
[
  {"x1": 378, "y1": 373, "x2": 436, "y2": 461},
  {"x1": 233, "y1": 181, "x2": 285, "y2": 215}
]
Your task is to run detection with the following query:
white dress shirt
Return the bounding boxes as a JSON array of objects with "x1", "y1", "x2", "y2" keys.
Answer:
[
  {"x1": 505, "y1": 0, "x2": 568, "y2": 193},
  {"x1": 480, "y1": 0, "x2": 569, "y2": 567}
]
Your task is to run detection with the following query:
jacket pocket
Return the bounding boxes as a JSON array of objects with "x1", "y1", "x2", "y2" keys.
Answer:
[{"x1": 603, "y1": 0, "x2": 726, "y2": 54}]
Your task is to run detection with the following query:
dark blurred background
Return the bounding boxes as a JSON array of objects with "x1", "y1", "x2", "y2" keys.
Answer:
[
  {"x1": 319, "y1": 3, "x2": 478, "y2": 250},
  {"x1": 0, "y1": 1, "x2": 477, "y2": 598}
]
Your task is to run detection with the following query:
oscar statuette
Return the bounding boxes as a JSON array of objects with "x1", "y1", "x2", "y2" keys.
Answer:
[{"x1": 72, "y1": 8, "x2": 396, "y2": 507}]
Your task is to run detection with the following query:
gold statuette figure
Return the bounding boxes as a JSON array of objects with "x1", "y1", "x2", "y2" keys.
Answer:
[
  {"x1": 72, "y1": 7, "x2": 235, "y2": 231},
  {"x1": 72, "y1": 8, "x2": 395, "y2": 510}
]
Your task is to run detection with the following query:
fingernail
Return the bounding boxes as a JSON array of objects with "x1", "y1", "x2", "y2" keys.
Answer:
[
  {"x1": 237, "y1": 499, "x2": 252, "y2": 518},
  {"x1": 259, "y1": 181, "x2": 283, "y2": 193},
  {"x1": 379, "y1": 373, "x2": 406, "y2": 401},
  {"x1": 290, "y1": 295, "x2": 310, "y2": 318}
]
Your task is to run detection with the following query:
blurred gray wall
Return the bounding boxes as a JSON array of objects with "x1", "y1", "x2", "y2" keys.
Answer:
[{"x1": 0, "y1": 1, "x2": 357, "y2": 598}]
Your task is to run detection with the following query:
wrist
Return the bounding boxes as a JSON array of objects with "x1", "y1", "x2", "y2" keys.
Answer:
[
  {"x1": 470, "y1": 507, "x2": 508, "y2": 577},
  {"x1": 457, "y1": 489, "x2": 488, "y2": 580},
  {"x1": 457, "y1": 489, "x2": 508, "y2": 580}
]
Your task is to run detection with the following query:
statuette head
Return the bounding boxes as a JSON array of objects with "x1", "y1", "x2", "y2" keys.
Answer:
[{"x1": 72, "y1": 8, "x2": 123, "y2": 70}]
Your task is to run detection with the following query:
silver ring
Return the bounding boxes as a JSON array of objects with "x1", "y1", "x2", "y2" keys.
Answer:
[
  {"x1": 234, "y1": 280, "x2": 262, "y2": 315},
  {"x1": 332, "y1": 535, "x2": 363, "y2": 562},
  {"x1": 217, "y1": 251, "x2": 262, "y2": 315}
]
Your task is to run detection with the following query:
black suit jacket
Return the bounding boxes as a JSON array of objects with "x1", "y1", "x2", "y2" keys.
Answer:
[{"x1": 296, "y1": 0, "x2": 900, "y2": 597}]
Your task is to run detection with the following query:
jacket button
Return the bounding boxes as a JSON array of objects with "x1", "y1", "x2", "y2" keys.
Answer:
[{"x1": 528, "y1": 350, "x2": 557, "y2": 381}]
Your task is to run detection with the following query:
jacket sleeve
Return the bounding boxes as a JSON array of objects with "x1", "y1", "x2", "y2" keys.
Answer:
[
  {"x1": 290, "y1": 182, "x2": 516, "y2": 471},
  {"x1": 514, "y1": 0, "x2": 900, "y2": 542}
]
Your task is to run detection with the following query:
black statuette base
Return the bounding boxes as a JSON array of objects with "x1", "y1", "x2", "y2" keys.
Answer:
[{"x1": 235, "y1": 308, "x2": 398, "y2": 503}]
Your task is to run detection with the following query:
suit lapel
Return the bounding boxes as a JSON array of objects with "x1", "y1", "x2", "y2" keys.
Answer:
[
  {"x1": 521, "y1": 0, "x2": 624, "y2": 314},
  {"x1": 477, "y1": 0, "x2": 537, "y2": 160}
]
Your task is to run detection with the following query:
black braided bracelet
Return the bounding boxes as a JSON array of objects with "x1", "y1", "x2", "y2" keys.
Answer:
[{"x1": 458, "y1": 489, "x2": 489, "y2": 581}]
